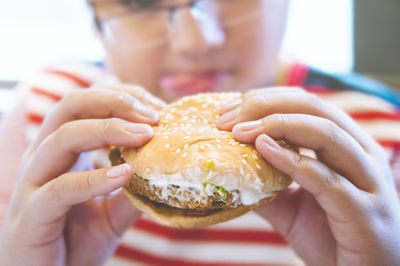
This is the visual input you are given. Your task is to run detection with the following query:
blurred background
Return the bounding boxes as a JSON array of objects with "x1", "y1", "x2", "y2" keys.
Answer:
[{"x1": 0, "y1": 0, "x2": 399, "y2": 113}]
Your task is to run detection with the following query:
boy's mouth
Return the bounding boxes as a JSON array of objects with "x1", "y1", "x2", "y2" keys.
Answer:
[{"x1": 159, "y1": 71, "x2": 225, "y2": 97}]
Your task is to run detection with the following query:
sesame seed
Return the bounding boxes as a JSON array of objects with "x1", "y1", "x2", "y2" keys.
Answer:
[
  {"x1": 155, "y1": 132, "x2": 161, "y2": 135},
  {"x1": 184, "y1": 143, "x2": 189, "y2": 149},
  {"x1": 203, "y1": 111, "x2": 212, "y2": 114},
  {"x1": 252, "y1": 154, "x2": 259, "y2": 160},
  {"x1": 241, "y1": 159, "x2": 247, "y2": 165},
  {"x1": 171, "y1": 108, "x2": 177, "y2": 112},
  {"x1": 256, "y1": 164, "x2": 261, "y2": 170},
  {"x1": 182, "y1": 116, "x2": 188, "y2": 121},
  {"x1": 203, "y1": 119, "x2": 208, "y2": 124},
  {"x1": 202, "y1": 104, "x2": 207, "y2": 108},
  {"x1": 180, "y1": 123, "x2": 185, "y2": 127},
  {"x1": 192, "y1": 115, "x2": 198, "y2": 119},
  {"x1": 146, "y1": 168, "x2": 151, "y2": 174},
  {"x1": 200, "y1": 145, "x2": 205, "y2": 150},
  {"x1": 165, "y1": 143, "x2": 170, "y2": 149},
  {"x1": 166, "y1": 113, "x2": 174, "y2": 118},
  {"x1": 186, "y1": 131, "x2": 192, "y2": 135},
  {"x1": 206, "y1": 143, "x2": 212, "y2": 148},
  {"x1": 164, "y1": 135, "x2": 169, "y2": 139},
  {"x1": 217, "y1": 144, "x2": 222, "y2": 149},
  {"x1": 216, "y1": 139, "x2": 221, "y2": 143},
  {"x1": 182, "y1": 152, "x2": 188, "y2": 158},
  {"x1": 176, "y1": 148, "x2": 181, "y2": 154},
  {"x1": 184, "y1": 136, "x2": 190, "y2": 140},
  {"x1": 240, "y1": 167, "x2": 245, "y2": 176},
  {"x1": 246, "y1": 173, "x2": 251, "y2": 179},
  {"x1": 240, "y1": 144, "x2": 246, "y2": 147},
  {"x1": 242, "y1": 154, "x2": 248, "y2": 158},
  {"x1": 177, "y1": 101, "x2": 183, "y2": 106}
]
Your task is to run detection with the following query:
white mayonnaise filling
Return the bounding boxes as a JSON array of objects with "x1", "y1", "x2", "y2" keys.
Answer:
[{"x1": 142, "y1": 167, "x2": 274, "y2": 206}]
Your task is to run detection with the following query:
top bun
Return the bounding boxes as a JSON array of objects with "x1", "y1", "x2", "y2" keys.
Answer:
[{"x1": 113, "y1": 92, "x2": 292, "y2": 227}]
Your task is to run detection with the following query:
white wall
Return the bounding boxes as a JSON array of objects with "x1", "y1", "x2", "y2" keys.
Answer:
[{"x1": 0, "y1": 0, "x2": 353, "y2": 81}]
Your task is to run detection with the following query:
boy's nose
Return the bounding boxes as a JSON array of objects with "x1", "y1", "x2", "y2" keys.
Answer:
[{"x1": 168, "y1": 7, "x2": 225, "y2": 57}]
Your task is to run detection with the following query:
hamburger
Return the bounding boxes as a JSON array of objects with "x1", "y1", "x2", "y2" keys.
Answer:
[{"x1": 109, "y1": 92, "x2": 293, "y2": 228}]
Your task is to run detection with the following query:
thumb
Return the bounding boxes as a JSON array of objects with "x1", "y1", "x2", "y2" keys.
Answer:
[{"x1": 31, "y1": 163, "x2": 133, "y2": 224}]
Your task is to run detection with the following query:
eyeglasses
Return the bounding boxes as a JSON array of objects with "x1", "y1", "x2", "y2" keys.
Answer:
[{"x1": 92, "y1": 0, "x2": 264, "y2": 49}]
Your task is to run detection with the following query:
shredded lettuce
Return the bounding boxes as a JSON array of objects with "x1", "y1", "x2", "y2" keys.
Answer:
[{"x1": 202, "y1": 160, "x2": 226, "y2": 198}]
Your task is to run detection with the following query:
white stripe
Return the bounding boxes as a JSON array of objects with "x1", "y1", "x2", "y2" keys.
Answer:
[
  {"x1": 29, "y1": 72, "x2": 79, "y2": 95},
  {"x1": 320, "y1": 91, "x2": 395, "y2": 113},
  {"x1": 26, "y1": 125, "x2": 40, "y2": 143},
  {"x1": 26, "y1": 93, "x2": 58, "y2": 118},
  {"x1": 358, "y1": 120, "x2": 400, "y2": 141},
  {"x1": 49, "y1": 62, "x2": 112, "y2": 84},
  {"x1": 209, "y1": 211, "x2": 274, "y2": 230},
  {"x1": 119, "y1": 229, "x2": 303, "y2": 265}
]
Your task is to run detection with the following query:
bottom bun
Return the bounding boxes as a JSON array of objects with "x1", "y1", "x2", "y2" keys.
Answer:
[{"x1": 123, "y1": 188, "x2": 276, "y2": 228}]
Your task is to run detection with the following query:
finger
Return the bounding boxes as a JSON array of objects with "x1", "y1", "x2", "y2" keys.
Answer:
[
  {"x1": 93, "y1": 83, "x2": 167, "y2": 110},
  {"x1": 104, "y1": 189, "x2": 142, "y2": 237},
  {"x1": 28, "y1": 118, "x2": 152, "y2": 185},
  {"x1": 234, "y1": 114, "x2": 378, "y2": 190},
  {"x1": 255, "y1": 134, "x2": 368, "y2": 219},
  {"x1": 30, "y1": 164, "x2": 133, "y2": 223},
  {"x1": 217, "y1": 90, "x2": 308, "y2": 130},
  {"x1": 254, "y1": 188, "x2": 337, "y2": 265},
  {"x1": 217, "y1": 91, "x2": 377, "y2": 154},
  {"x1": 217, "y1": 87, "x2": 304, "y2": 115},
  {"x1": 33, "y1": 89, "x2": 159, "y2": 149},
  {"x1": 243, "y1": 86, "x2": 306, "y2": 101}
]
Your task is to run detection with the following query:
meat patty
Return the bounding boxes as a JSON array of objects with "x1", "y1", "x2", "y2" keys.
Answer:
[{"x1": 125, "y1": 174, "x2": 241, "y2": 210}]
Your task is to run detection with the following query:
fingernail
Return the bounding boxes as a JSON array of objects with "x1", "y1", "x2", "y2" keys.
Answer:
[
  {"x1": 125, "y1": 123, "x2": 153, "y2": 135},
  {"x1": 217, "y1": 107, "x2": 241, "y2": 126},
  {"x1": 259, "y1": 134, "x2": 281, "y2": 150},
  {"x1": 218, "y1": 99, "x2": 242, "y2": 114},
  {"x1": 133, "y1": 100, "x2": 159, "y2": 121},
  {"x1": 107, "y1": 163, "x2": 131, "y2": 178},
  {"x1": 235, "y1": 120, "x2": 261, "y2": 132}
]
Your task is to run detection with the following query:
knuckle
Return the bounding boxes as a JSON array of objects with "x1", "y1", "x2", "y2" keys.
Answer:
[
  {"x1": 323, "y1": 119, "x2": 343, "y2": 145},
  {"x1": 269, "y1": 113, "x2": 289, "y2": 127},
  {"x1": 101, "y1": 118, "x2": 122, "y2": 132},
  {"x1": 85, "y1": 173, "x2": 98, "y2": 197},
  {"x1": 242, "y1": 96, "x2": 268, "y2": 118}
]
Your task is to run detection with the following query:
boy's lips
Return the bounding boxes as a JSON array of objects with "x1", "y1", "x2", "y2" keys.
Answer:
[{"x1": 160, "y1": 71, "x2": 224, "y2": 97}]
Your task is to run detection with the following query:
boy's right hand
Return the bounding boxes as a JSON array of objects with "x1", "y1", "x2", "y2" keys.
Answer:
[{"x1": 0, "y1": 84, "x2": 165, "y2": 266}]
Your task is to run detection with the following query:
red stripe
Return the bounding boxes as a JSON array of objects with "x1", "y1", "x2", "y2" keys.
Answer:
[
  {"x1": 27, "y1": 113, "x2": 44, "y2": 125},
  {"x1": 115, "y1": 244, "x2": 290, "y2": 266},
  {"x1": 378, "y1": 140, "x2": 400, "y2": 150},
  {"x1": 350, "y1": 111, "x2": 400, "y2": 121},
  {"x1": 45, "y1": 69, "x2": 91, "y2": 87},
  {"x1": 31, "y1": 87, "x2": 62, "y2": 101},
  {"x1": 287, "y1": 62, "x2": 309, "y2": 86},
  {"x1": 133, "y1": 219, "x2": 287, "y2": 245}
]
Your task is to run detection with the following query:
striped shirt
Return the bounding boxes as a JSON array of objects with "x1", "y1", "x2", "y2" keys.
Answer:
[{"x1": 0, "y1": 61, "x2": 399, "y2": 266}]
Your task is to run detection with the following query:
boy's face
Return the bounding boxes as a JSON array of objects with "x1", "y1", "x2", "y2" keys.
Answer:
[{"x1": 92, "y1": 0, "x2": 290, "y2": 102}]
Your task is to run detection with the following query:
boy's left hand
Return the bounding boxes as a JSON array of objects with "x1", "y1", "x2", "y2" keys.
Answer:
[{"x1": 217, "y1": 87, "x2": 400, "y2": 266}]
